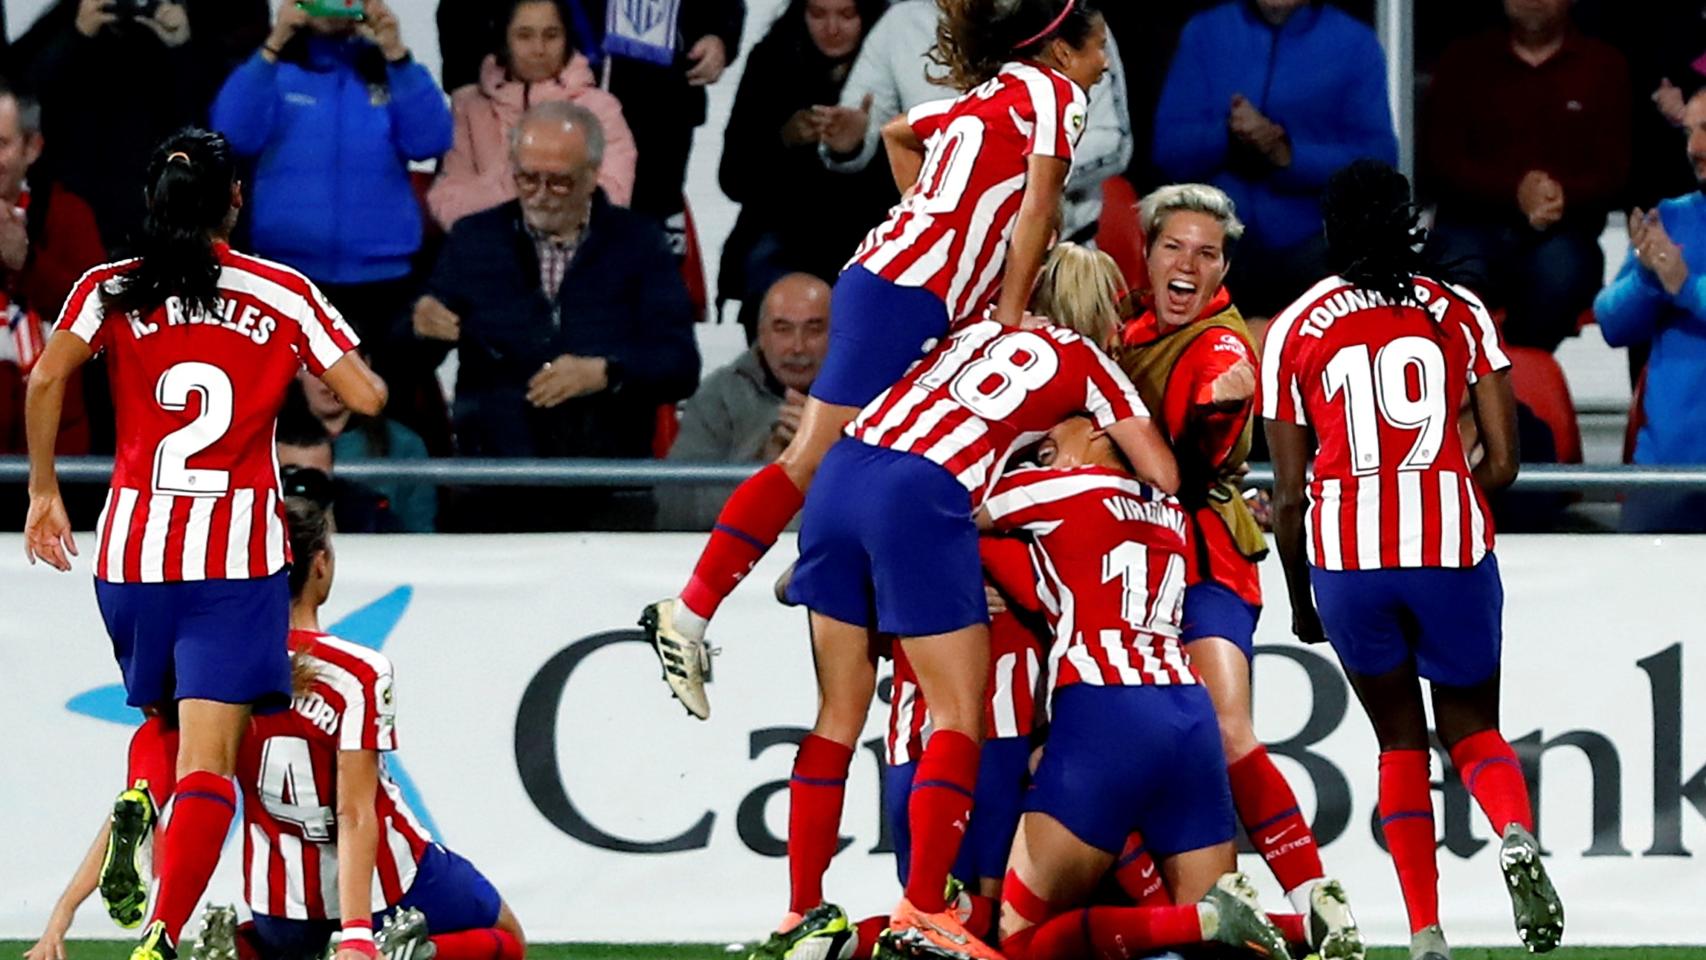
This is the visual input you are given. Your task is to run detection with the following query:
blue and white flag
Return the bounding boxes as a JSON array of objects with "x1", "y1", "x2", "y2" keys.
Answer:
[{"x1": 605, "y1": 0, "x2": 682, "y2": 67}]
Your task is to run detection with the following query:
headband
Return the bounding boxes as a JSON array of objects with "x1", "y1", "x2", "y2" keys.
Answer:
[
  {"x1": 166, "y1": 151, "x2": 192, "y2": 165},
  {"x1": 1012, "y1": 0, "x2": 1077, "y2": 51}
]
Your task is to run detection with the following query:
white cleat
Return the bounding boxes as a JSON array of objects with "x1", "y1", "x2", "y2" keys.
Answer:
[
  {"x1": 1410, "y1": 923, "x2": 1450, "y2": 960},
  {"x1": 1306, "y1": 879, "x2": 1364, "y2": 960},
  {"x1": 639, "y1": 598, "x2": 716, "y2": 720}
]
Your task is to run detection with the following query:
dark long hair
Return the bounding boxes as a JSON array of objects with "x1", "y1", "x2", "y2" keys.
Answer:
[
  {"x1": 931, "y1": 0, "x2": 1102, "y2": 91},
  {"x1": 493, "y1": 0, "x2": 591, "y2": 76},
  {"x1": 286, "y1": 495, "x2": 333, "y2": 599},
  {"x1": 762, "y1": 0, "x2": 887, "y2": 63},
  {"x1": 1322, "y1": 158, "x2": 1430, "y2": 307},
  {"x1": 106, "y1": 129, "x2": 237, "y2": 317}
]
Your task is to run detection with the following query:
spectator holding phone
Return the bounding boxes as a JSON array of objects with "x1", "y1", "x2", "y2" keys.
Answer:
[
  {"x1": 14, "y1": 0, "x2": 222, "y2": 251},
  {"x1": 211, "y1": 0, "x2": 451, "y2": 364},
  {"x1": 428, "y1": 0, "x2": 636, "y2": 230}
]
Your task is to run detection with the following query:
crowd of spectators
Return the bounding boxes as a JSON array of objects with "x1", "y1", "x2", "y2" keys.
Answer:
[{"x1": 0, "y1": 0, "x2": 1693, "y2": 533}]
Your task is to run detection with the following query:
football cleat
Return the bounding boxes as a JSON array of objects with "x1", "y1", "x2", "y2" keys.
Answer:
[
  {"x1": 190, "y1": 905, "x2": 238, "y2": 960},
  {"x1": 639, "y1": 598, "x2": 717, "y2": 720},
  {"x1": 746, "y1": 903, "x2": 855, "y2": 960},
  {"x1": 1306, "y1": 879, "x2": 1364, "y2": 960},
  {"x1": 129, "y1": 920, "x2": 177, "y2": 960},
  {"x1": 881, "y1": 898, "x2": 1002, "y2": 960},
  {"x1": 1202, "y1": 872, "x2": 1292, "y2": 960},
  {"x1": 1409, "y1": 924, "x2": 1450, "y2": 960},
  {"x1": 102, "y1": 782, "x2": 157, "y2": 929},
  {"x1": 1499, "y1": 824, "x2": 1563, "y2": 953},
  {"x1": 375, "y1": 908, "x2": 435, "y2": 960}
]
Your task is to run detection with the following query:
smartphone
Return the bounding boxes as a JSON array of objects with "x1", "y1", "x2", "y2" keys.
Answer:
[
  {"x1": 113, "y1": 0, "x2": 162, "y2": 17},
  {"x1": 295, "y1": 0, "x2": 365, "y2": 19}
]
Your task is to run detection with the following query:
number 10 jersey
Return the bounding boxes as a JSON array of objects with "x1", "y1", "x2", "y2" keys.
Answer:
[
  {"x1": 1260, "y1": 273, "x2": 1510, "y2": 571},
  {"x1": 54, "y1": 245, "x2": 359, "y2": 583}
]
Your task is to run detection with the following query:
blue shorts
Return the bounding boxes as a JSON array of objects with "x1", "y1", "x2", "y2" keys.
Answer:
[
  {"x1": 1312, "y1": 553, "x2": 1503, "y2": 688},
  {"x1": 1027, "y1": 685, "x2": 1234, "y2": 857},
  {"x1": 250, "y1": 844, "x2": 502, "y2": 960},
  {"x1": 788, "y1": 439, "x2": 986, "y2": 636},
  {"x1": 884, "y1": 737, "x2": 1032, "y2": 886},
  {"x1": 1181, "y1": 581, "x2": 1260, "y2": 659},
  {"x1": 95, "y1": 570, "x2": 292, "y2": 711},
  {"x1": 811, "y1": 265, "x2": 950, "y2": 407}
]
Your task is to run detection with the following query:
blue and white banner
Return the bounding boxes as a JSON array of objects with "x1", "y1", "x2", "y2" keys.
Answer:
[
  {"x1": 605, "y1": 0, "x2": 681, "y2": 67},
  {"x1": 3, "y1": 534, "x2": 1704, "y2": 946}
]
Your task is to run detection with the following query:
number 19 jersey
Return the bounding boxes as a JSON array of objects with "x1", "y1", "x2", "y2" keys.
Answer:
[
  {"x1": 1260, "y1": 274, "x2": 1509, "y2": 571},
  {"x1": 54, "y1": 246, "x2": 359, "y2": 583}
]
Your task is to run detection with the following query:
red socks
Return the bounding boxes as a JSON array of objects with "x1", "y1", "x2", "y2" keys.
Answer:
[
  {"x1": 1378, "y1": 749, "x2": 1440, "y2": 934},
  {"x1": 904, "y1": 730, "x2": 980, "y2": 913},
  {"x1": 150, "y1": 771, "x2": 237, "y2": 945},
  {"x1": 1450, "y1": 729, "x2": 1534, "y2": 834},
  {"x1": 1268, "y1": 912, "x2": 1307, "y2": 947},
  {"x1": 1228, "y1": 746, "x2": 1324, "y2": 895},
  {"x1": 1113, "y1": 833, "x2": 1172, "y2": 906},
  {"x1": 427, "y1": 930, "x2": 524, "y2": 960},
  {"x1": 964, "y1": 893, "x2": 997, "y2": 942},
  {"x1": 680, "y1": 463, "x2": 805, "y2": 619},
  {"x1": 1016, "y1": 906, "x2": 1205, "y2": 960},
  {"x1": 787, "y1": 735, "x2": 855, "y2": 915},
  {"x1": 849, "y1": 916, "x2": 889, "y2": 960}
]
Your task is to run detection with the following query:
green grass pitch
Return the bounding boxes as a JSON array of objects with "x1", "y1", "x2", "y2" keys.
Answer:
[{"x1": 5, "y1": 943, "x2": 1704, "y2": 960}]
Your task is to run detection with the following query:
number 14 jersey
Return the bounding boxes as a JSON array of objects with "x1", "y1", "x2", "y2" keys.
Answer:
[
  {"x1": 1260, "y1": 274, "x2": 1509, "y2": 571},
  {"x1": 54, "y1": 245, "x2": 359, "y2": 583}
]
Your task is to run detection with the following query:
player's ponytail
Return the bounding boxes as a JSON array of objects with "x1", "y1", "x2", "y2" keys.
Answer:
[
  {"x1": 1322, "y1": 158, "x2": 1430, "y2": 308},
  {"x1": 931, "y1": 0, "x2": 1101, "y2": 90},
  {"x1": 106, "y1": 128, "x2": 238, "y2": 318},
  {"x1": 285, "y1": 495, "x2": 333, "y2": 601}
]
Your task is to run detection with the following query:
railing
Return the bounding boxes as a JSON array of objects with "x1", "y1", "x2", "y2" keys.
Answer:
[{"x1": 2, "y1": 457, "x2": 1704, "y2": 493}]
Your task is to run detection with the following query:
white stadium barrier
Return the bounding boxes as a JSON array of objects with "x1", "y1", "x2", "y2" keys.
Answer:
[{"x1": 5, "y1": 533, "x2": 1704, "y2": 945}]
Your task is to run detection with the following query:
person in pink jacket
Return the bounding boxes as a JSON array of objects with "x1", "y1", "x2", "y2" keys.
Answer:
[{"x1": 429, "y1": 0, "x2": 636, "y2": 229}]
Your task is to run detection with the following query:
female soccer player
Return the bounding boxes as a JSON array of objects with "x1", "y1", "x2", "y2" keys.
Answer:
[
  {"x1": 979, "y1": 417, "x2": 1305, "y2": 960},
  {"x1": 23, "y1": 128, "x2": 386, "y2": 960},
  {"x1": 642, "y1": 0, "x2": 1112, "y2": 722},
  {"x1": 1119, "y1": 183, "x2": 1350, "y2": 918},
  {"x1": 1262, "y1": 159, "x2": 1563, "y2": 960}
]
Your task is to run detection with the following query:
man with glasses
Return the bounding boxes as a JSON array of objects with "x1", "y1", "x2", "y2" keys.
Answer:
[{"x1": 410, "y1": 101, "x2": 700, "y2": 530}]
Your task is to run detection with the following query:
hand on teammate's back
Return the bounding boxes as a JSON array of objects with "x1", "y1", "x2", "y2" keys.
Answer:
[
  {"x1": 412, "y1": 295, "x2": 461, "y2": 342},
  {"x1": 526, "y1": 354, "x2": 608, "y2": 408}
]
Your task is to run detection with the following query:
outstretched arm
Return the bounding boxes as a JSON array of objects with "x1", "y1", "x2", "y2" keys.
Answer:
[
  {"x1": 25, "y1": 817, "x2": 109, "y2": 960},
  {"x1": 333, "y1": 749, "x2": 382, "y2": 960}
]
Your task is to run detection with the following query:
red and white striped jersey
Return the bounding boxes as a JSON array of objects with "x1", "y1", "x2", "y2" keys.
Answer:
[
  {"x1": 55, "y1": 245, "x2": 359, "y2": 584},
  {"x1": 1260, "y1": 274, "x2": 1509, "y2": 570},
  {"x1": 851, "y1": 61, "x2": 1089, "y2": 322},
  {"x1": 886, "y1": 611, "x2": 1044, "y2": 766},
  {"x1": 849, "y1": 320, "x2": 1147, "y2": 502},
  {"x1": 984, "y1": 466, "x2": 1195, "y2": 701},
  {"x1": 238, "y1": 631, "x2": 431, "y2": 921}
]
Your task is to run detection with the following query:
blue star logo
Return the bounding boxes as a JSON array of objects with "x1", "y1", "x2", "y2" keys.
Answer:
[{"x1": 66, "y1": 586, "x2": 441, "y2": 838}]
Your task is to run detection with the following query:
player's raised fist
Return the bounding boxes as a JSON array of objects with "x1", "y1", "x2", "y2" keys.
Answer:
[{"x1": 1209, "y1": 358, "x2": 1256, "y2": 406}]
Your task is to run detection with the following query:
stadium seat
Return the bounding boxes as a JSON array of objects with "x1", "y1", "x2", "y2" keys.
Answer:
[
  {"x1": 653, "y1": 404, "x2": 680, "y2": 458},
  {"x1": 1623, "y1": 368, "x2": 1646, "y2": 465},
  {"x1": 680, "y1": 198, "x2": 709, "y2": 324},
  {"x1": 1095, "y1": 175, "x2": 1147, "y2": 293},
  {"x1": 1504, "y1": 345, "x2": 1582, "y2": 464}
]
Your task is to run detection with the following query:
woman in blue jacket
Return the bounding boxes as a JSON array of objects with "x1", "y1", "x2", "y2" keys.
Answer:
[{"x1": 212, "y1": 0, "x2": 452, "y2": 353}]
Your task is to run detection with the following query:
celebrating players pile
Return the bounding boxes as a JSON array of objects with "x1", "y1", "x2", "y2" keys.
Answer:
[{"x1": 639, "y1": 2, "x2": 1566, "y2": 959}]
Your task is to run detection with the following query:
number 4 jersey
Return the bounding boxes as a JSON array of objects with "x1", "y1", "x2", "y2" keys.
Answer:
[
  {"x1": 54, "y1": 246, "x2": 359, "y2": 583},
  {"x1": 239, "y1": 630, "x2": 431, "y2": 920},
  {"x1": 1260, "y1": 274, "x2": 1510, "y2": 571}
]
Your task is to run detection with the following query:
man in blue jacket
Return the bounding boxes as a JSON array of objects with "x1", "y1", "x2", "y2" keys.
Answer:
[
  {"x1": 411, "y1": 101, "x2": 700, "y2": 531},
  {"x1": 1152, "y1": 0, "x2": 1397, "y2": 319},
  {"x1": 1595, "y1": 81, "x2": 1706, "y2": 533}
]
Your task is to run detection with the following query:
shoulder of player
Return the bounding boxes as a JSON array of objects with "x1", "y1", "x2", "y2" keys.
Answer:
[
  {"x1": 997, "y1": 465, "x2": 1162, "y2": 505},
  {"x1": 296, "y1": 632, "x2": 395, "y2": 688},
  {"x1": 1264, "y1": 274, "x2": 1352, "y2": 341},
  {"x1": 66, "y1": 257, "x2": 142, "y2": 300},
  {"x1": 1000, "y1": 61, "x2": 1082, "y2": 115},
  {"x1": 218, "y1": 248, "x2": 326, "y2": 306},
  {"x1": 1181, "y1": 326, "x2": 1253, "y2": 364}
]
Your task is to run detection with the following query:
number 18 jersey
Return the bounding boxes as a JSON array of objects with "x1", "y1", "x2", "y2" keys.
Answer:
[
  {"x1": 1260, "y1": 274, "x2": 1509, "y2": 571},
  {"x1": 54, "y1": 246, "x2": 359, "y2": 583}
]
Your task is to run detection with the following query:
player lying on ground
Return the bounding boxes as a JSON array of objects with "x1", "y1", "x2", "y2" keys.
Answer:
[
  {"x1": 641, "y1": 0, "x2": 1112, "y2": 722},
  {"x1": 1117, "y1": 183, "x2": 1350, "y2": 920},
  {"x1": 27, "y1": 493, "x2": 524, "y2": 960},
  {"x1": 23, "y1": 128, "x2": 386, "y2": 960},
  {"x1": 1261, "y1": 159, "x2": 1563, "y2": 960}
]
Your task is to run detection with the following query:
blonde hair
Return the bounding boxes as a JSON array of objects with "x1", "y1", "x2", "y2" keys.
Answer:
[
  {"x1": 1031, "y1": 243, "x2": 1126, "y2": 346},
  {"x1": 290, "y1": 650, "x2": 320, "y2": 699},
  {"x1": 1139, "y1": 183, "x2": 1245, "y2": 256}
]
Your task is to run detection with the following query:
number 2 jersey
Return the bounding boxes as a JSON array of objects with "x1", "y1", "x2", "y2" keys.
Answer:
[
  {"x1": 850, "y1": 62, "x2": 1088, "y2": 322},
  {"x1": 983, "y1": 465, "x2": 1195, "y2": 703},
  {"x1": 54, "y1": 246, "x2": 359, "y2": 584},
  {"x1": 237, "y1": 630, "x2": 431, "y2": 920},
  {"x1": 1261, "y1": 274, "x2": 1510, "y2": 571},
  {"x1": 848, "y1": 320, "x2": 1147, "y2": 503}
]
